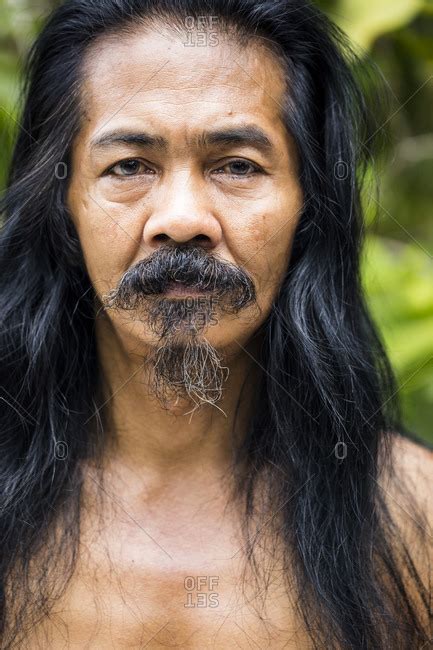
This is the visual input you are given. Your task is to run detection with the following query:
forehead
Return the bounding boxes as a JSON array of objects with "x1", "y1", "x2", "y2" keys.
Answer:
[{"x1": 78, "y1": 26, "x2": 289, "y2": 146}]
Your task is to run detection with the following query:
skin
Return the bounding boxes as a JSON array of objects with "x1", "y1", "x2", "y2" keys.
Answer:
[{"x1": 27, "y1": 21, "x2": 430, "y2": 650}]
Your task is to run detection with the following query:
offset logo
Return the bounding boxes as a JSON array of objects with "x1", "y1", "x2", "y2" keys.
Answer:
[
  {"x1": 184, "y1": 575, "x2": 219, "y2": 608},
  {"x1": 183, "y1": 16, "x2": 220, "y2": 47}
]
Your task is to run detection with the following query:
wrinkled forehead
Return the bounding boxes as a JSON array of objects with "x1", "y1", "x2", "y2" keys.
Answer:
[{"x1": 76, "y1": 25, "x2": 290, "y2": 149}]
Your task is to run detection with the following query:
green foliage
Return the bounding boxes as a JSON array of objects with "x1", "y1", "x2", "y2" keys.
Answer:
[
  {"x1": 0, "y1": 0, "x2": 432, "y2": 441},
  {"x1": 362, "y1": 236, "x2": 433, "y2": 440},
  {"x1": 331, "y1": 0, "x2": 424, "y2": 49}
]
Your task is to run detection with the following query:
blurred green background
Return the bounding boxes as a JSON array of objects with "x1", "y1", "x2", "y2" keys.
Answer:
[{"x1": 0, "y1": 0, "x2": 432, "y2": 443}]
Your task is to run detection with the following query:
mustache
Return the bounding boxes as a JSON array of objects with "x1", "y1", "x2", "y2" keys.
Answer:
[{"x1": 101, "y1": 244, "x2": 257, "y2": 313}]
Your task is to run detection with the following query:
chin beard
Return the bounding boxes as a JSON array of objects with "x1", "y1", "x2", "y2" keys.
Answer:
[
  {"x1": 141, "y1": 296, "x2": 231, "y2": 413},
  {"x1": 145, "y1": 333, "x2": 230, "y2": 413}
]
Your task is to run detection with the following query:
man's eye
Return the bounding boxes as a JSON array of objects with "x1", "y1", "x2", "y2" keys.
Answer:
[
  {"x1": 213, "y1": 160, "x2": 262, "y2": 178},
  {"x1": 107, "y1": 159, "x2": 151, "y2": 177}
]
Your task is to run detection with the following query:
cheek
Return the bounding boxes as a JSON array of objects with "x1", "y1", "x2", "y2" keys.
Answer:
[
  {"x1": 86, "y1": 232, "x2": 137, "y2": 297},
  {"x1": 238, "y1": 206, "x2": 299, "y2": 298},
  {"x1": 68, "y1": 188, "x2": 139, "y2": 295}
]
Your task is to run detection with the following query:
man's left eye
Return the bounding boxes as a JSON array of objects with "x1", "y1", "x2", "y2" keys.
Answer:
[{"x1": 214, "y1": 160, "x2": 261, "y2": 177}]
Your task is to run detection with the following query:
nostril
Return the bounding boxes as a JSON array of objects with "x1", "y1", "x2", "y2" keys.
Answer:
[
  {"x1": 151, "y1": 233, "x2": 214, "y2": 249},
  {"x1": 193, "y1": 234, "x2": 212, "y2": 247}
]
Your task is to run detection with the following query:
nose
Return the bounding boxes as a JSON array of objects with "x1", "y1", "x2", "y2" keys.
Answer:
[{"x1": 142, "y1": 169, "x2": 223, "y2": 250}]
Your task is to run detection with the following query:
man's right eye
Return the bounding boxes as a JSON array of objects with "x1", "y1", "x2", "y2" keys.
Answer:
[{"x1": 106, "y1": 159, "x2": 154, "y2": 177}]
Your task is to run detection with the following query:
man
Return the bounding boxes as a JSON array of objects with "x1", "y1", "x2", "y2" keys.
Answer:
[{"x1": 0, "y1": 0, "x2": 431, "y2": 648}]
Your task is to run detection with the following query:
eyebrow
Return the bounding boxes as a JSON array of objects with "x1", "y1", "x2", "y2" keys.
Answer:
[{"x1": 90, "y1": 125, "x2": 275, "y2": 155}]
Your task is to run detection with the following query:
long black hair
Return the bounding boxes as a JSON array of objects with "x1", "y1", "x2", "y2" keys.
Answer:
[{"x1": 0, "y1": 1, "x2": 430, "y2": 647}]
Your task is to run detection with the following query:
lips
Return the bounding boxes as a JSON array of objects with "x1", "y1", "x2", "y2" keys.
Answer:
[{"x1": 164, "y1": 281, "x2": 210, "y2": 296}]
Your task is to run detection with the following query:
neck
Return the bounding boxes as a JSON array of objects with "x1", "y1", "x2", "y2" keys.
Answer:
[{"x1": 93, "y1": 314, "x2": 263, "y2": 483}]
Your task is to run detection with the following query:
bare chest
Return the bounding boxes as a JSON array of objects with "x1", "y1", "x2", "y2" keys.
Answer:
[
  {"x1": 24, "y1": 568, "x2": 307, "y2": 649},
  {"x1": 20, "y1": 511, "x2": 310, "y2": 649}
]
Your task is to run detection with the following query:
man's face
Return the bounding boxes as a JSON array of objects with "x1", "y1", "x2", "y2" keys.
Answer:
[{"x1": 67, "y1": 25, "x2": 303, "y2": 407}]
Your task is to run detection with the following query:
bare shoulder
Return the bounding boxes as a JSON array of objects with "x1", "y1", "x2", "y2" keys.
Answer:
[
  {"x1": 377, "y1": 432, "x2": 432, "y2": 625},
  {"x1": 380, "y1": 431, "x2": 432, "y2": 579},
  {"x1": 388, "y1": 432, "x2": 433, "y2": 516}
]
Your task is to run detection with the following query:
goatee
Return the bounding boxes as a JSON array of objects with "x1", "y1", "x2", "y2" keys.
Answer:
[{"x1": 100, "y1": 244, "x2": 259, "y2": 412}]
